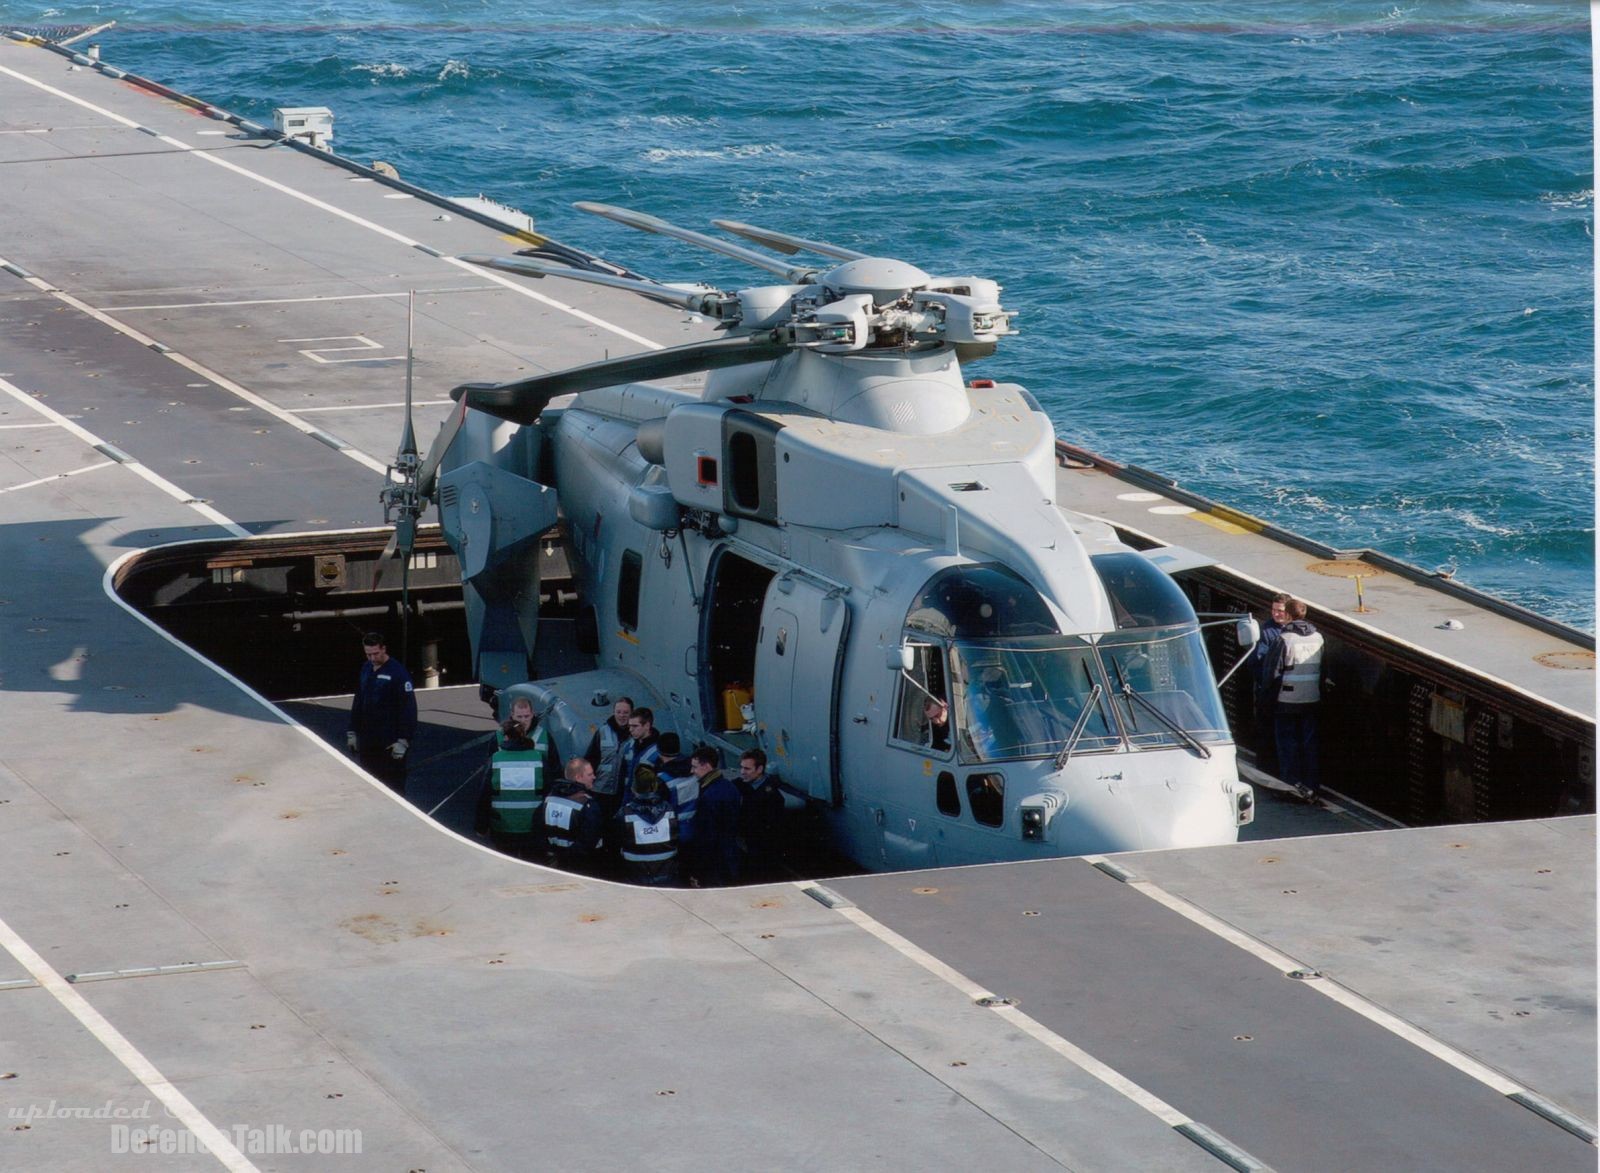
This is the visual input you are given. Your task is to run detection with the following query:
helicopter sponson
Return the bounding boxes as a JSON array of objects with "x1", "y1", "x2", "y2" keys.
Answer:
[{"x1": 395, "y1": 204, "x2": 1254, "y2": 871}]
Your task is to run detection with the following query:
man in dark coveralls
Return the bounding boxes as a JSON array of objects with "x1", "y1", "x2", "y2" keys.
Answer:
[{"x1": 346, "y1": 632, "x2": 417, "y2": 794}]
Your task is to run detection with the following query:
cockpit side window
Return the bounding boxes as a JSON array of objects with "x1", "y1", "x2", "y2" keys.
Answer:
[{"x1": 891, "y1": 642, "x2": 950, "y2": 753}]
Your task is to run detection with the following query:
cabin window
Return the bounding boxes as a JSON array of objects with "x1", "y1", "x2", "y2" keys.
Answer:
[
  {"x1": 618, "y1": 549, "x2": 642, "y2": 631},
  {"x1": 936, "y1": 771, "x2": 960, "y2": 817},
  {"x1": 728, "y1": 431, "x2": 761, "y2": 512},
  {"x1": 891, "y1": 642, "x2": 950, "y2": 753},
  {"x1": 720, "y1": 411, "x2": 782, "y2": 523},
  {"x1": 967, "y1": 773, "x2": 1004, "y2": 827}
]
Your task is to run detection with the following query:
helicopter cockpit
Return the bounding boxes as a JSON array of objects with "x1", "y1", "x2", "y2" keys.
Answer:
[{"x1": 894, "y1": 558, "x2": 1231, "y2": 765}]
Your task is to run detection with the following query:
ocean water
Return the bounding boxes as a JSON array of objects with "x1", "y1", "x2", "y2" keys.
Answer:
[{"x1": 7, "y1": 2, "x2": 1594, "y2": 629}]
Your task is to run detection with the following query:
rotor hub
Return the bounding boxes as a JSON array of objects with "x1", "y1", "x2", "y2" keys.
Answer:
[{"x1": 820, "y1": 257, "x2": 931, "y2": 300}]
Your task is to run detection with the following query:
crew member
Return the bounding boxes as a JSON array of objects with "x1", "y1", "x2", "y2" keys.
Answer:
[
  {"x1": 584, "y1": 696, "x2": 633, "y2": 805},
  {"x1": 618, "y1": 707, "x2": 663, "y2": 804},
  {"x1": 736, "y1": 748, "x2": 785, "y2": 879},
  {"x1": 1273, "y1": 598, "x2": 1325, "y2": 801},
  {"x1": 1251, "y1": 593, "x2": 1291, "y2": 775},
  {"x1": 614, "y1": 766, "x2": 679, "y2": 886},
  {"x1": 479, "y1": 695, "x2": 552, "y2": 855},
  {"x1": 922, "y1": 697, "x2": 951, "y2": 753},
  {"x1": 346, "y1": 632, "x2": 417, "y2": 794},
  {"x1": 689, "y1": 746, "x2": 741, "y2": 887},
  {"x1": 655, "y1": 732, "x2": 698, "y2": 846},
  {"x1": 544, "y1": 757, "x2": 606, "y2": 869},
  {"x1": 966, "y1": 667, "x2": 1018, "y2": 759}
]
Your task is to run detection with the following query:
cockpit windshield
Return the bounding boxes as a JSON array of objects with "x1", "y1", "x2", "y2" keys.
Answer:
[
  {"x1": 1098, "y1": 626, "x2": 1232, "y2": 749},
  {"x1": 948, "y1": 627, "x2": 1230, "y2": 763},
  {"x1": 905, "y1": 556, "x2": 1233, "y2": 764},
  {"x1": 950, "y1": 637, "x2": 1118, "y2": 762}
]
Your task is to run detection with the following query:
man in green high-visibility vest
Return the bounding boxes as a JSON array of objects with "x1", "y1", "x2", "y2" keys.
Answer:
[{"x1": 479, "y1": 695, "x2": 553, "y2": 855}]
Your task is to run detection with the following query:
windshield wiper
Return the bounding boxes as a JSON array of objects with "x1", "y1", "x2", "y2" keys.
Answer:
[
  {"x1": 1116, "y1": 680, "x2": 1211, "y2": 759},
  {"x1": 1053, "y1": 683, "x2": 1105, "y2": 769}
]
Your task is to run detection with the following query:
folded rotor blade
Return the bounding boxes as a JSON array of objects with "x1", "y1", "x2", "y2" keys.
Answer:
[
  {"x1": 453, "y1": 333, "x2": 797, "y2": 425},
  {"x1": 576, "y1": 202, "x2": 818, "y2": 284},
  {"x1": 711, "y1": 219, "x2": 868, "y2": 262},
  {"x1": 459, "y1": 253, "x2": 717, "y2": 312},
  {"x1": 416, "y1": 396, "x2": 470, "y2": 501},
  {"x1": 370, "y1": 523, "x2": 403, "y2": 592}
]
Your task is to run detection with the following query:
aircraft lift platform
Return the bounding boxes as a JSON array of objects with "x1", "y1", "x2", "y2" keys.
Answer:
[{"x1": 0, "y1": 36, "x2": 1593, "y2": 1169}]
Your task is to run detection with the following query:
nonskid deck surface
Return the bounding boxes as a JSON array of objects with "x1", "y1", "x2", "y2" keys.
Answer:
[
  {"x1": 829, "y1": 820, "x2": 1596, "y2": 1173},
  {"x1": 0, "y1": 40, "x2": 1593, "y2": 1170}
]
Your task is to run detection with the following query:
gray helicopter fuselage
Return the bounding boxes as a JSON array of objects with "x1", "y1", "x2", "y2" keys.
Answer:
[{"x1": 488, "y1": 352, "x2": 1253, "y2": 871}]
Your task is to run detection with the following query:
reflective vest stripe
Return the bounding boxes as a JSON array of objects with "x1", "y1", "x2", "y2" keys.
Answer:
[{"x1": 621, "y1": 848, "x2": 678, "y2": 862}]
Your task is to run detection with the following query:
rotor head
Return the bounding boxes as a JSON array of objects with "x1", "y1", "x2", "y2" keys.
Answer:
[{"x1": 818, "y1": 257, "x2": 932, "y2": 300}]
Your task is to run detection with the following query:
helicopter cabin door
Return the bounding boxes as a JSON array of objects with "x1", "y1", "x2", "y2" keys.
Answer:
[{"x1": 753, "y1": 575, "x2": 849, "y2": 804}]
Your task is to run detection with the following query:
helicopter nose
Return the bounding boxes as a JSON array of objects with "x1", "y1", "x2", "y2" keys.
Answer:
[{"x1": 1054, "y1": 772, "x2": 1239, "y2": 856}]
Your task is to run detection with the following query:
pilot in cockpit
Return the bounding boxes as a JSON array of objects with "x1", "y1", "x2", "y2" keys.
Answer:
[
  {"x1": 922, "y1": 697, "x2": 951, "y2": 753},
  {"x1": 966, "y1": 666, "x2": 1015, "y2": 759}
]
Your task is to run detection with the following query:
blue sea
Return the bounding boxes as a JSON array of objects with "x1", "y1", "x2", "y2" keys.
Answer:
[{"x1": 8, "y1": 2, "x2": 1595, "y2": 629}]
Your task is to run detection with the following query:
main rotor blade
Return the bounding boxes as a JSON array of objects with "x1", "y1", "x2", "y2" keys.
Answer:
[
  {"x1": 370, "y1": 524, "x2": 403, "y2": 592},
  {"x1": 453, "y1": 333, "x2": 797, "y2": 425},
  {"x1": 458, "y1": 254, "x2": 715, "y2": 312},
  {"x1": 416, "y1": 396, "x2": 470, "y2": 501},
  {"x1": 711, "y1": 219, "x2": 868, "y2": 262},
  {"x1": 576, "y1": 202, "x2": 818, "y2": 284}
]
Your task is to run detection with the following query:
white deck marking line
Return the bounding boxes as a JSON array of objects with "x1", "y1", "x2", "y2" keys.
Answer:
[
  {"x1": 811, "y1": 891, "x2": 1275, "y2": 1167},
  {"x1": 0, "y1": 65, "x2": 665, "y2": 353},
  {"x1": 0, "y1": 377, "x2": 250, "y2": 537},
  {"x1": 0, "y1": 257, "x2": 391, "y2": 477},
  {"x1": 0, "y1": 459, "x2": 114, "y2": 494},
  {"x1": 0, "y1": 421, "x2": 61, "y2": 429},
  {"x1": 102, "y1": 287, "x2": 497, "y2": 311},
  {"x1": 0, "y1": 914, "x2": 261, "y2": 1172},
  {"x1": 803, "y1": 887, "x2": 1187, "y2": 1127},
  {"x1": 1081, "y1": 855, "x2": 1539, "y2": 1102},
  {"x1": 292, "y1": 399, "x2": 454, "y2": 414}
]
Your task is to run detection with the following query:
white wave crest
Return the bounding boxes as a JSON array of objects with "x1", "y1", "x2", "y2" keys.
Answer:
[
  {"x1": 643, "y1": 144, "x2": 791, "y2": 163},
  {"x1": 1541, "y1": 189, "x2": 1593, "y2": 210},
  {"x1": 1450, "y1": 509, "x2": 1519, "y2": 538},
  {"x1": 354, "y1": 63, "x2": 410, "y2": 78}
]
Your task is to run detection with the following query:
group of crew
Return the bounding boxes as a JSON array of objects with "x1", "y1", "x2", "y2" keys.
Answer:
[
  {"x1": 1251, "y1": 594, "x2": 1325, "y2": 801},
  {"x1": 484, "y1": 694, "x2": 787, "y2": 887},
  {"x1": 344, "y1": 632, "x2": 790, "y2": 886}
]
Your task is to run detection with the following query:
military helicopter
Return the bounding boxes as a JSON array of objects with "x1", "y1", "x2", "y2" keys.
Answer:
[{"x1": 378, "y1": 203, "x2": 1257, "y2": 871}]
